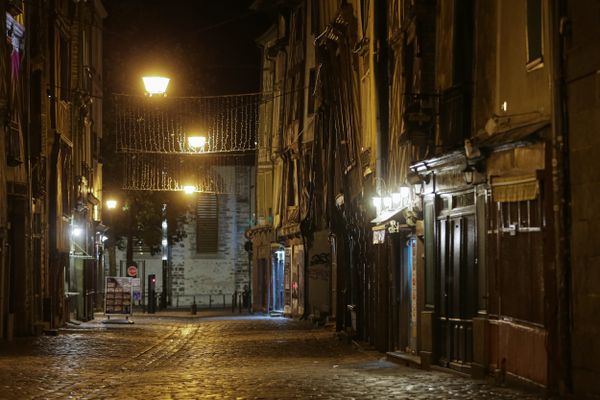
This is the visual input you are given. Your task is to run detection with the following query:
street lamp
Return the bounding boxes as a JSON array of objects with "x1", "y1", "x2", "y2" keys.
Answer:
[
  {"x1": 106, "y1": 199, "x2": 118, "y2": 210},
  {"x1": 142, "y1": 76, "x2": 170, "y2": 96},
  {"x1": 187, "y1": 135, "x2": 207, "y2": 150},
  {"x1": 183, "y1": 185, "x2": 196, "y2": 194}
]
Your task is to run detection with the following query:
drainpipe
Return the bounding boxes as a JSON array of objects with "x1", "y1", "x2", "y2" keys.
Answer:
[
  {"x1": 24, "y1": 0, "x2": 35, "y2": 332},
  {"x1": 374, "y1": 0, "x2": 389, "y2": 193},
  {"x1": 549, "y1": 0, "x2": 572, "y2": 394},
  {"x1": 373, "y1": 0, "x2": 389, "y2": 348}
]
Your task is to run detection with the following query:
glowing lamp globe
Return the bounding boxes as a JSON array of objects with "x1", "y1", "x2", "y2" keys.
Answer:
[
  {"x1": 183, "y1": 185, "x2": 196, "y2": 194},
  {"x1": 188, "y1": 136, "x2": 207, "y2": 149},
  {"x1": 142, "y1": 76, "x2": 170, "y2": 96}
]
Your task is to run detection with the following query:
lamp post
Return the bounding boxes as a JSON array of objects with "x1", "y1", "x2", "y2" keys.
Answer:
[{"x1": 103, "y1": 199, "x2": 120, "y2": 277}]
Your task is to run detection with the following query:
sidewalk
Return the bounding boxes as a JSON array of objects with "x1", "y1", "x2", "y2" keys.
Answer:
[{"x1": 91, "y1": 307, "x2": 258, "y2": 322}]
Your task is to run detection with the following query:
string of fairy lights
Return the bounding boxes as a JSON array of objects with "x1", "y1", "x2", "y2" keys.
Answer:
[
  {"x1": 122, "y1": 154, "x2": 230, "y2": 193},
  {"x1": 114, "y1": 91, "x2": 260, "y2": 193},
  {"x1": 114, "y1": 92, "x2": 260, "y2": 155}
]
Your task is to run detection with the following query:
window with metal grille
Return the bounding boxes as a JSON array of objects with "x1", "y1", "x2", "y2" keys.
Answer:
[
  {"x1": 196, "y1": 194, "x2": 218, "y2": 253},
  {"x1": 498, "y1": 198, "x2": 542, "y2": 234},
  {"x1": 452, "y1": 192, "x2": 475, "y2": 209}
]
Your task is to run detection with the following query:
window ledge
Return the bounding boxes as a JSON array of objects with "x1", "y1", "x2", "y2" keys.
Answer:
[{"x1": 526, "y1": 57, "x2": 544, "y2": 72}]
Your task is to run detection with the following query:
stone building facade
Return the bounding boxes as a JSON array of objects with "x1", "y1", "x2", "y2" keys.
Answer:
[{"x1": 0, "y1": 0, "x2": 106, "y2": 338}]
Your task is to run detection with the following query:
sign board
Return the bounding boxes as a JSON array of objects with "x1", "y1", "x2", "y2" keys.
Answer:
[
  {"x1": 104, "y1": 277, "x2": 133, "y2": 315},
  {"x1": 373, "y1": 227, "x2": 386, "y2": 244},
  {"x1": 131, "y1": 278, "x2": 142, "y2": 303},
  {"x1": 127, "y1": 265, "x2": 138, "y2": 277}
]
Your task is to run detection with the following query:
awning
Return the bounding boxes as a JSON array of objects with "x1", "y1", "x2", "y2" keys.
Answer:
[
  {"x1": 370, "y1": 207, "x2": 407, "y2": 225},
  {"x1": 87, "y1": 193, "x2": 100, "y2": 206},
  {"x1": 70, "y1": 239, "x2": 95, "y2": 260},
  {"x1": 473, "y1": 115, "x2": 550, "y2": 148},
  {"x1": 491, "y1": 175, "x2": 539, "y2": 202}
]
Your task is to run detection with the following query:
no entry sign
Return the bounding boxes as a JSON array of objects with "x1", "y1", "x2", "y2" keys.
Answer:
[{"x1": 127, "y1": 265, "x2": 138, "y2": 277}]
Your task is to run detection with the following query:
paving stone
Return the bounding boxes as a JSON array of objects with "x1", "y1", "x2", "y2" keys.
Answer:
[{"x1": 0, "y1": 312, "x2": 544, "y2": 399}]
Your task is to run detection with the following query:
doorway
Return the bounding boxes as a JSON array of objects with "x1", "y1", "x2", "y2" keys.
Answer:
[
  {"x1": 271, "y1": 250, "x2": 284, "y2": 312},
  {"x1": 437, "y1": 197, "x2": 477, "y2": 371}
]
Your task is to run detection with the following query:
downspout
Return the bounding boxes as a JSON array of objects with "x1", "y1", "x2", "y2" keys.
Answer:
[
  {"x1": 550, "y1": 0, "x2": 572, "y2": 394},
  {"x1": 374, "y1": 0, "x2": 389, "y2": 193},
  {"x1": 24, "y1": 0, "x2": 35, "y2": 331},
  {"x1": 373, "y1": 0, "x2": 389, "y2": 349},
  {"x1": 0, "y1": 0, "x2": 8, "y2": 340}
]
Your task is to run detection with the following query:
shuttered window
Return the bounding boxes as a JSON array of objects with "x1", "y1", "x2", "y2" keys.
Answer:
[{"x1": 196, "y1": 194, "x2": 218, "y2": 253}]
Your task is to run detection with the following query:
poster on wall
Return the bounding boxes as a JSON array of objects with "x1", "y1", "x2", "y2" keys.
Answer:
[
  {"x1": 293, "y1": 245, "x2": 305, "y2": 316},
  {"x1": 291, "y1": 258, "x2": 299, "y2": 314},
  {"x1": 105, "y1": 277, "x2": 133, "y2": 316},
  {"x1": 411, "y1": 238, "x2": 418, "y2": 326},
  {"x1": 284, "y1": 247, "x2": 292, "y2": 314}
]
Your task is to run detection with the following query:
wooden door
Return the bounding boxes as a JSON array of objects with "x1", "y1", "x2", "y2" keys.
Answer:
[{"x1": 437, "y1": 214, "x2": 477, "y2": 370}]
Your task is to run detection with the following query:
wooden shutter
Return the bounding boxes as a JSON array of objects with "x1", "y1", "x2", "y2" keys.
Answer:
[{"x1": 196, "y1": 194, "x2": 218, "y2": 253}]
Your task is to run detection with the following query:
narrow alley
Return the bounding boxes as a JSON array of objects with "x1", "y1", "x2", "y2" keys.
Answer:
[{"x1": 0, "y1": 312, "x2": 542, "y2": 400}]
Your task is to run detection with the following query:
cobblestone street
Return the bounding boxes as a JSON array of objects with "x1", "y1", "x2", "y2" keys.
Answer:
[{"x1": 0, "y1": 312, "x2": 543, "y2": 399}]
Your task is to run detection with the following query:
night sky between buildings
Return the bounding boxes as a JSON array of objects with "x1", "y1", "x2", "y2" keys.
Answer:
[{"x1": 103, "y1": 0, "x2": 271, "y2": 96}]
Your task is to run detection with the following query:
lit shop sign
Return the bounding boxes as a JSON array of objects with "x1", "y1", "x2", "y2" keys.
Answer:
[
  {"x1": 373, "y1": 227, "x2": 386, "y2": 244},
  {"x1": 371, "y1": 186, "x2": 411, "y2": 217}
]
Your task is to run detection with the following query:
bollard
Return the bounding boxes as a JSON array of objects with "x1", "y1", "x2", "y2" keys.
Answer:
[
  {"x1": 209, "y1": 295, "x2": 212, "y2": 309},
  {"x1": 223, "y1": 294, "x2": 226, "y2": 308},
  {"x1": 191, "y1": 295, "x2": 197, "y2": 315},
  {"x1": 232, "y1": 291, "x2": 237, "y2": 313},
  {"x1": 238, "y1": 293, "x2": 242, "y2": 314}
]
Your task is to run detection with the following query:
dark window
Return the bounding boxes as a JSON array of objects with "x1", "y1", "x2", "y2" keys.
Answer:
[
  {"x1": 310, "y1": 0, "x2": 319, "y2": 35},
  {"x1": 452, "y1": 0, "x2": 474, "y2": 84},
  {"x1": 286, "y1": 161, "x2": 296, "y2": 207},
  {"x1": 294, "y1": 9, "x2": 303, "y2": 41},
  {"x1": 526, "y1": 0, "x2": 543, "y2": 66},
  {"x1": 308, "y1": 68, "x2": 316, "y2": 115},
  {"x1": 30, "y1": 69, "x2": 42, "y2": 157},
  {"x1": 59, "y1": 34, "x2": 70, "y2": 101},
  {"x1": 61, "y1": 145, "x2": 72, "y2": 215},
  {"x1": 196, "y1": 194, "x2": 218, "y2": 253},
  {"x1": 424, "y1": 199, "x2": 435, "y2": 307}
]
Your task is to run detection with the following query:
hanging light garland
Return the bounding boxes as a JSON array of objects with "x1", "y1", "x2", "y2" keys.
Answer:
[
  {"x1": 121, "y1": 153, "x2": 238, "y2": 193},
  {"x1": 114, "y1": 92, "x2": 260, "y2": 155},
  {"x1": 114, "y1": 91, "x2": 259, "y2": 192}
]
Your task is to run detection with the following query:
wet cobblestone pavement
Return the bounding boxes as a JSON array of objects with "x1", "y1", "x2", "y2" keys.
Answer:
[{"x1": 0, "y1": 311, "x2": 544, "y2": 399}]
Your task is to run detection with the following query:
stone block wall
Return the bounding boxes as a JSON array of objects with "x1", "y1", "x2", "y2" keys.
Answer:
[
  {"x1": 566, "y1": 1, "x2": 600, "y2": 395},
  {"x1": 169, "y1": 165, "x2": 253, "y2": 306},
  {"x1": 110, "y1": 166, "x2": 254, "y2": 308}
]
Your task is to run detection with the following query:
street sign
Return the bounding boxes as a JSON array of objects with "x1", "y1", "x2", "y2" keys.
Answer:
[{"x1": 127, "y1": 265, "x2": 138, "y2": 277}]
